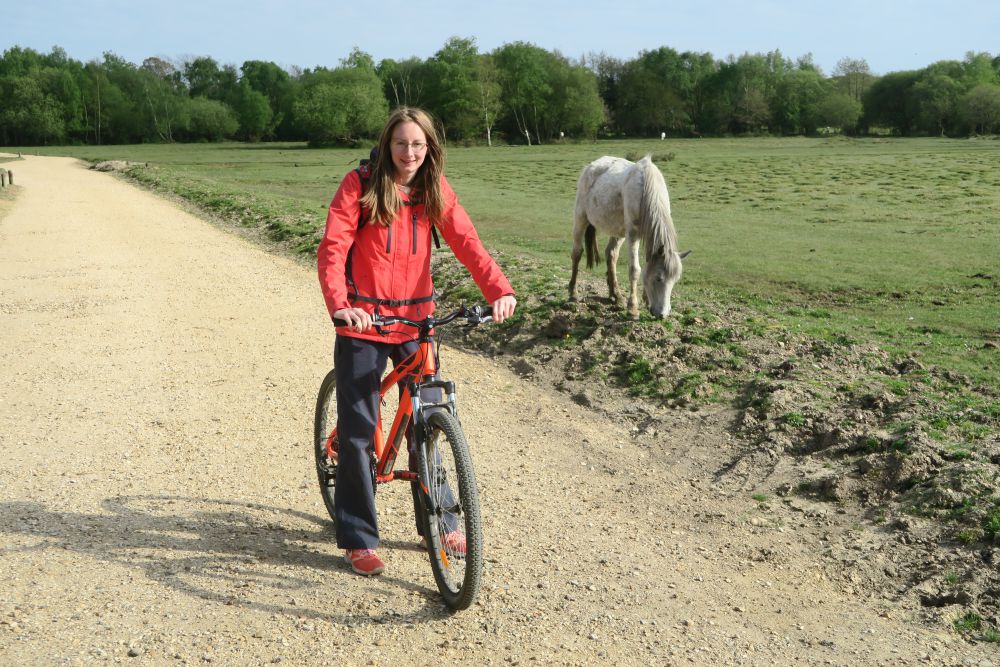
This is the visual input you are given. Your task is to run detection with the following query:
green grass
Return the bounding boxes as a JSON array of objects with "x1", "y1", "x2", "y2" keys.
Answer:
[
  {"x1": 783, "y1": 412, "x2": 807, "y2": 428},
  {"x1": 8, "y1": 137, "x2": 999, "y2": 387},
  {"x1": 986, "y1": 502, "x2": 1000, "y2": 538},
  {"x1": 953, "y1": 611, "x2": 983, "y2": 634}
]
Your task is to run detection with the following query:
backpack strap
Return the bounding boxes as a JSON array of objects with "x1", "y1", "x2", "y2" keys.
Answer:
[
  {"x1": 348, "y1": 294, "x2": 435, "y2": 307},
  {"x1": 354, "y1": 161, "x2": 440, "y2": 248},
  {"x1": 344, "y1": 163, "x2": 371, "y2": 300},
  {"x1": 355, "y1": 162, "x2": 373, "y2": 228}
]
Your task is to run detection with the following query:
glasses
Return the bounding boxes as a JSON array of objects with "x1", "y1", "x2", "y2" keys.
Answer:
[{"x1": 391, "y1": 140, "x2": 428, "y2": 152}]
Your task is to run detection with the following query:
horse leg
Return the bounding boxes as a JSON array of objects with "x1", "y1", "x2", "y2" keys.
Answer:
[
  {"x1": 568, "y1": 213, "x2": 587, "y2": 302},
  {"x1": 627, "y1": 235, "x2": 641, "y2": 320},
  {"x1": 606, "y1": 238, "x2": 624, "y2": 307},
  {"x1": 569, "y1": 245, "x2": 583, "y2": 302}
]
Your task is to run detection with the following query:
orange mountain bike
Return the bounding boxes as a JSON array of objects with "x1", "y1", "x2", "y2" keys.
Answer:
[{"x1": 313, "y1": 305, "x2": 490, "y2": 610}]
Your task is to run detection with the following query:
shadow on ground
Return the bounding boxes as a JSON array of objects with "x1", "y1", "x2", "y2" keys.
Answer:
[{"x1": 0, "y1": 495, "x2": 449, "y2": 625}]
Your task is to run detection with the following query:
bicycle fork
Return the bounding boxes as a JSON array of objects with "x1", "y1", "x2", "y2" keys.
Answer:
[{"x1": 412, "y1": 379, "x2": 461, "y2": 535}]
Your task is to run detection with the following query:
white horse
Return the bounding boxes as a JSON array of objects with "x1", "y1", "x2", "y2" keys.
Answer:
[{"x1": 569, "y1": 155, "x2": 689, "y2": 319}]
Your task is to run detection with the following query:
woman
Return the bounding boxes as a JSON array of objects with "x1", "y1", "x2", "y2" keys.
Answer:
[{"x1": 318, "y1": 107, "x2": 516, "y2": 576}]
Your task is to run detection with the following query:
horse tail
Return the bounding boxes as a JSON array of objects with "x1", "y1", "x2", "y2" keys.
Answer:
[
  {"x1": 584, "y1": 223, "x2": 600, "y2": 268},
  {"x1": 637, "y1": 155, "x2": 676, "y2": 264}
]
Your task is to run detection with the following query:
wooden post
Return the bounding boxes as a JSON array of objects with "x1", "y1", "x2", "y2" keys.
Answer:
[
  {"x1": 6, "y1": 169, "x2": 11, "y2": 185},
  {"x1": 1, "y1": 169, "x2": 7, "y2": 187}
]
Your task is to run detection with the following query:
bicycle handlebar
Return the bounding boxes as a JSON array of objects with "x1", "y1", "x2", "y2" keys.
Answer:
[{"x1": 333, "y1": 305, "x2": 493, "y2": 332}]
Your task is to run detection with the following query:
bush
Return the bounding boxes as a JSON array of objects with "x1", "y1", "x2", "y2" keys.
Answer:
[{"x1": 183, "y1": 97, "x2": 238, "y2": 141}]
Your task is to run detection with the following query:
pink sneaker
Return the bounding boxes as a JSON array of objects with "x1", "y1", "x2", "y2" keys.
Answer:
[
  {"x1": 420, "y1": 531, "x2": 467, "y2": 556},
  {"x1": 344, "y1": 549, "x2": 385, "y2": 576}
]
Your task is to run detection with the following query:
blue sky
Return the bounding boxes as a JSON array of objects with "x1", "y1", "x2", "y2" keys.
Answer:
[{"x1": 6, "y1": 0, "x2": 998, "y2": 76}]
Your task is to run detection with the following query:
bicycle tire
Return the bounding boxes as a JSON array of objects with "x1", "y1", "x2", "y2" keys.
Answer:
[
  {"x1": 314, "y1": 368, "x2": 338, "y2": 524},
  {"x1": 418, "y1": 410, "x2": 483, "y2": 610}
]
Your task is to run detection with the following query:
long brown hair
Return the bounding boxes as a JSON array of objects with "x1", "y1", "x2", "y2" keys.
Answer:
[{"x1": 360, "y1": 107, "x2": 445, "y2": 227}]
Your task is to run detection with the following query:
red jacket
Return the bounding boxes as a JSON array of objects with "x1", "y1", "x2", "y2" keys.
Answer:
[{"x1": 318, "y1": 170, "x2": 514, "y2": 343}]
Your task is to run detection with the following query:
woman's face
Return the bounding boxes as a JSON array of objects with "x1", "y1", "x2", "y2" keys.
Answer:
[{"x1": 389, "y1": 121, "x2": 428, "y2": 186}]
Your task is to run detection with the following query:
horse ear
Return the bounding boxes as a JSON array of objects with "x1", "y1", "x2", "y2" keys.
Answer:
[{"x1": 678, "y1": 250, "x2": 692, "y2": 259}]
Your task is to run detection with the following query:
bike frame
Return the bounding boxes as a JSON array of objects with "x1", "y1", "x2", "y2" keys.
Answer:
[
  {"x1": 316, "y1": 304, "x2": 489, "y2": 610},
  {"x1": 323, "y1": 325, "x2": 456, "y2": 485}
]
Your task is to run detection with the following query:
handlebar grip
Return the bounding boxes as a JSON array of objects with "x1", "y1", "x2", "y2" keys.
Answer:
[{"x1": 332, "y1": 315, "x2": 383, "y2": 327}]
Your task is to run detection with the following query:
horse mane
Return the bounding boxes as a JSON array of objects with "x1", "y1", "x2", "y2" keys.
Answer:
[{"x1": 636, "y1": 155, "x2": 677, "y2": 265}]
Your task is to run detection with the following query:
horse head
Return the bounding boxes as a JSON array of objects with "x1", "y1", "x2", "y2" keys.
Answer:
[{"x1": 643, "y1": 249, "x2": 691, "y2": 318}]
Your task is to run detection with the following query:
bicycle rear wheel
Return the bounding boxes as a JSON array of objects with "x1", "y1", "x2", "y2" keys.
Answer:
[
  {"x1": 418, "y1": 410, "x2": 483, "y2": 610},
  {"x1": 314, "y1": 369, "x2": 338, "y2": 523}
]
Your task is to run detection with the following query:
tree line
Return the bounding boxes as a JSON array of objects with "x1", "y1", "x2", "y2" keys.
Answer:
[{"x1": 2, "y1": 39, "x2": 999, "y2": 147}]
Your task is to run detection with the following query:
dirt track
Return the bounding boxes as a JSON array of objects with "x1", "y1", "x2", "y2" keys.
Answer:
[{"x1": 0, "y1": 154, "x2": 995, "y2": 666}]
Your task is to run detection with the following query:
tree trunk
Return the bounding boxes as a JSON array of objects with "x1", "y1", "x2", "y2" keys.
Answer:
[
  {"x1": 512, "y1": 107, "x2": 530, "y2": 146},
  {"x1": 144, "y1": 85, "x2": 167, "y2": 143},
  {"x1": 81, "y1": 90, "x2": 90, "y2": 143},
  {"x1": 531, "y1": 104, "x2": 543, "y2": 145},
  {"x1": 95, "y1": 76, "x2": 102, "y2": 145}
]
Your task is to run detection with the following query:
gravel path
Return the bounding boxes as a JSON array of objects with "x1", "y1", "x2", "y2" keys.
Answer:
[{"x1": 1, "y1": 155, "x2": 994, "y2": 666}]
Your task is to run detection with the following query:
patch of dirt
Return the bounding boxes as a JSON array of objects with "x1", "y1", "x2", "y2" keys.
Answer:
[
  {"x1": 434, "y1": 253, "x2": 1000, "y2": 637},
  {"x1": 90, "y1": 159, "x2": 147, "y2": 172},
  {"x1": 0, "y1": 184, "x2": 18, "y2": 216}
]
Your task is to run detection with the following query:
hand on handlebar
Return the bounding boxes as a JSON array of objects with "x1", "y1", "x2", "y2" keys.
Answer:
[
  {"x1": 333, "y1": 302, "x2": 510, "y2": 331},
  {"x1": 332, "y1": 307, "x2": 373, "y2": 332},
  {"x1": 491, "y1": 295, "x2": 517, "y2": 324}
]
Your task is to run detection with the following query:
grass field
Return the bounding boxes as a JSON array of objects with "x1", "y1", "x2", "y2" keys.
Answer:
[{"x1": 7, "y1": 137, "x2": 999, "y2": 386}]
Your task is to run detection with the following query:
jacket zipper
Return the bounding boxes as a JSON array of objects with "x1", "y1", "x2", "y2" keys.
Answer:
[{"x1": 412, "y1": 213, "x2": 418, "y2": 254}]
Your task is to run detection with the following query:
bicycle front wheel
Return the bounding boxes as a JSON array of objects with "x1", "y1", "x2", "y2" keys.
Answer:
[
  {"x1": 314, "y1": 368, "x2": 338, "y2": 524},
  {"x1": 418, "y1": 410, "x2": 483, "y2": 610}
]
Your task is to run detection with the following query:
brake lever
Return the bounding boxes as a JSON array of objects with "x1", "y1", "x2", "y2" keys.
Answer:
[{"x1": 465, "y1": 305, "x2": 493, "y2": 325}]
